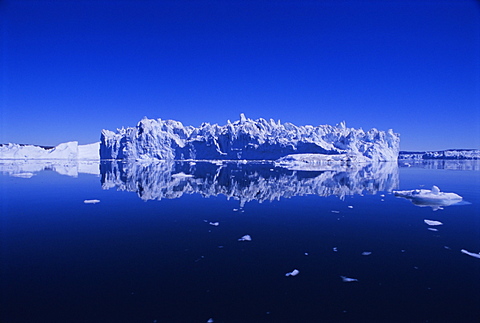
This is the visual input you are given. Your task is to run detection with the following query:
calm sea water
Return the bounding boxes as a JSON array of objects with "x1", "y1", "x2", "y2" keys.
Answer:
[{"x1": 1, "y1": 160, "x2": 479, "y2": 323}]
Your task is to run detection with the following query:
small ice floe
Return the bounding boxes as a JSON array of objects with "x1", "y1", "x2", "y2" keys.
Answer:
[
  {"x1": 207, "y1": 318, "x2": 214, "y2": 323},
  {"x1": 331, "y1": 210, "x2": 340, "y2": 214},
  {"x1": 209, "y1": 222, "x2": 219, "y2": 226},
  {"x1": 233, "y1": 208, "x2": 238, "y2": 212},
  {"x1": 361, "y1": 251, "x2": 372, "y2": 256},
  {"x1": 424, "y1": 219, "x2": 443, "y2": 226},
  {"x1": 238, "y1": 234, "x2": 252, "y2": 241},
  {"x1": 347, "y1": 205, "x2": 353, "y2": 209},
  {"x1": 171, "y1": 172, "x2": 194, "y2": 178},
  {"x1": 285, "y1": 269, "x2": 300, "y2": 277},
  {"x1": 340, "y1": 276, "x2": 358, "y2": 282},
  {"x1": 380, "y1": 194, "x2": 385, "y2": 198},
  {"x1": 461, "y1": 249, "x2": 480, "y2": 259},
  {"x1": 11, "y1": 172, "x2": 35, "y2": 178},
  {"x1": 84, "y1": 199, "x2": 100, "y2": 204},
  {"x1": 393, "y1": 186, "x2": 463, "y2": 210},
  {"x1": 333, "y1": 247, "x2": 338, "y2": 252},
  {"x1": 427, "y1": 228, "x2": 438, "y2": 232},
  {"x1": 304, "y1": 252, "x2": 309, "y2": 256}
]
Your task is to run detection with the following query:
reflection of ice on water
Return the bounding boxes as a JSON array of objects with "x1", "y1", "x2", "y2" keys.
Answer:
[
  {"x1": 99, "y1": 161, "x2": 399, "y2": 204},
  {"x1": 0, "y1": 160, "x2": 100, "y2": 177}
]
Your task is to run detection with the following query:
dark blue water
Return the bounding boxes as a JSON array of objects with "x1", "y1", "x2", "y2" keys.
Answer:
[{"x1": 1, "y1": 161, "x2": 479, "y2": 322}]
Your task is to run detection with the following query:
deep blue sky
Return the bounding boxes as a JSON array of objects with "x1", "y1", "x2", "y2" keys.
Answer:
[{"x1": 1, "y1": 0, "x2": 479, "y2": 151}]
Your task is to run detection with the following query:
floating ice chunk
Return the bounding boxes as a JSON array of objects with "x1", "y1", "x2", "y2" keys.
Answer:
[
  {"x1": 209, "y1": 222, "x2": 219, "y2": 226},
  {"x1": 207, "y1": 318, "x2": 214, "y2": 323},
  {"x1": 285, "y1": 269, "x2": 300, "y2": 277},
  {"x1": 380, "y1": 194, "x2": 385, "y2": 198},
  {"x1": 427, "y1": 228, "x2": 438, "y2": 232},
  {"x1": 461, "y1": 249, "x2": 480, "y2": 259},
  {"x1": 11, "y1": 172, "x2": 35, "y2": 178},
  {"x1": 347, "y1": 205, "x2": 353, "y2": 209},
  {"x1": 394, "y1": 186, "x2": 462, "y2": 209},
  {"x1": 333, "y1": 247, "x2": 338, "y2": 252},
  {"x1": 304, "y1": 252, "x2": 309, "y2": 256},
  {"x1": 340, "y1": 276, "x2": 358, "y2": 282},
  {"x1": 171, "y1": 172, "x2": 194, "y2": 178},
  {"x1": 331, "y1": 210, "x2": 340, "y2": 213},
  {"x1": 424, "y1": 219, "x2": 443, "y2": 226},
  {"x1": 238, "y1": 234, "x2": 252, "y2": 241},
  {"x1": 361, "y1": 251, "x2": 372, "y2": 256},
  {"x1": 84, "y1": 199, "x2": 100, "y2": 204}
]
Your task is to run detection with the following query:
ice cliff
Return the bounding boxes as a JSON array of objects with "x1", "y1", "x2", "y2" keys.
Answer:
[{"x1": 100, "y1": 114, "x2": 400, "y2": 162}]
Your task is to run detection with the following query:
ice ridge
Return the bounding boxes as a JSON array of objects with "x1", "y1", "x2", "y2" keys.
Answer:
[{"x1": 100, "y1": 114, "x2": 400, "y2": 161}]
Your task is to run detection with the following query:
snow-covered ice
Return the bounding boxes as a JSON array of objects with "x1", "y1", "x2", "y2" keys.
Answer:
[
  {"x1": 171, "y1": 172, "x2": 194, "y2": 178},
  {"x1": 424, "y1": 219, "x2": 443, "y2": 226},
  {"x1": 340, "y1": 276, "x2": 358, "y2": 282},
  {"x1": 461, "y1": 249, "x2": 480, "y2": 259},
  {"x1": 238, "y1": 235, "x2": 252, "y2": 241},
  {"x1": 11, "y1": 172, "x2": 35, "y2": 178},
  {"x1": 394, "y1": 186, "x2": 462, "y2": 209},
  {"x1": 209, "y1": 222, "x2": 219, "y2": 226},
  {"x1": 285, "y1": 269, "x2": 300, "y2": 277},
  {"x1": 100, "y1": 114, "x2": 399, "y2": 161},
  {"x1": 84, "y1": 199, "x2": 100, "y2": 204}
]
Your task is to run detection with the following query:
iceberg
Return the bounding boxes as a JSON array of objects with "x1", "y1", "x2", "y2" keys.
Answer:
[
  {"x1": 461, "y1": 249, "x2": 480, "y2": 259},
  {"x1": 0, "y1": 142, "x2": 100, "y2": 160},
  {"x1": 394, "y1": 186, "x2": 463, "y2": 210},
  {"x1": 100, "y1": 114, "x2": 399, "y2": 162},
  {"x1": 340, "y1": 276, "x2": 358, "y2": 282},
  {"x1": 285, "y1": 269, "x2": 300, "y2": 277}
]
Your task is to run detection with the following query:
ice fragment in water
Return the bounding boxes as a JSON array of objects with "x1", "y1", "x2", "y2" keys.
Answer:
[
  {"x1": 331, "y1": 210, "x2": 340, "y2": 213},
  {"x1": 238, "y1": 234, "x2": 252, "y2": 241},
  {"x1": 340, "y1": 276, "x2": 358, "y2": 282},
  {"x1": 361, "y1": 252, "x2": 372, "y2": 256},
  {"x1": 171, "y1": 172, "x2": 194, "y2": 178},
  {"x1": 428, "y1": 228, "x2": 438, "y2": 232},
  {"x1": 11, "y1": 172, "x2": 35, "y2": 178},
  {"x1": 333, "y1": 247, "x2": 338, "y2": 252},
  {"x1": 394, "y1": 186, "x2": 462, "y2": 210},
  {"x1": 285, "y1": 269, "x2": 300, "y2": 277},
  {"x1": 348, "y1": 205, "x2": 353, "y2": 209},
  {"x1": 84, "y1": 199, "x2": 100, "y2": 204},
  {"x1": 424, "y1": 219, "x2": 443, "y2": 226},
  {"x1": 209, "y1": 222, "x2": 219, "y2": 226},
  {"x1": 207, "y1": 319, "x2": 214, "y2": 323},
  {"x1": 461, "y1": 249, "x2": 480, "y2": 259}
]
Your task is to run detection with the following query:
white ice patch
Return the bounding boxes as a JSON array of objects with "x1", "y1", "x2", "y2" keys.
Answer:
[
  {"x1": 238, "y1": 234, "x2": 252, "y2": 241},
  {"x1": 394, "y1": 186, "x2": 462, "y2": 210},
  {"x1": 84, "y1": 199, "x2": 100, "y2": 204},
  {"x1": 171, "y1": 172, "x2": 194, "y2": 178},
  {"x1": 285, "y1": 269, "x2": 300, "y2": 277},
  {"x1": 348, "y1": 205, "x2": 353, "y2": 209},
  {"x1": 428, "y1": 228, "x2": 439, "y2": 232},
  {"x1": 11, "y1": 172, "x2": 35, "y2": 178},
  {"x1": 361, "y1": 252, "x2": 372, "y2": 256},
  {"x1": 209, "y1": 222, "x2": 219, "y2": 226},
  {"x1": 331, "y1": 210, "x2": 340, "y2": 213},
  {"x1": 340, "y1": 276, "x2": 358, "y2": 282},
  {"x1": 333, "y1": 247, "x2": 338, "y2": 252},
  {"x1": 424, "y1": 219, "x2": 443, "y2": 226},
  {"x1": 461, "y1": 249, "x2": 480, "y2": 259}
]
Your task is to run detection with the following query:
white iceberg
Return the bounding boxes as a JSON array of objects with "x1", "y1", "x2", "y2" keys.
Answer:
[
  {"x1": 424, "y1": 219, "x2": 443, "y2": 226},
  {"x1": 209, "y1": 222, "x2": 219, "y2": 227},
  {"x1": 461, "y1": 249, "x2": 480, "y2": 259},
  {"x1": 394, "y1": 186, "x2": 462, "y2": 210},
  {"x1": 11, "y1": 172, "x2": 35, "y2": 178},
  {"x1": 285, "y1": 269, "x2": 300, "y2": 277},
  {"x1": 361, "y1": 251, "x2": 372, "y2": 256},
  {"x1": 340, "y1": 276, "x2": 358, "y2": 282},
  {"x1": 100, "y1": 115, "x2": 399, "y2": 162},
  {"x1": 84, "y1": 199, "x2": 100, "y2": 204},
  {"x1": 238, "y1": 234, "x2": 252, "y2": 241},
  {"x1": 0, "y1": 142, "x2": 100, "y2": 160}
]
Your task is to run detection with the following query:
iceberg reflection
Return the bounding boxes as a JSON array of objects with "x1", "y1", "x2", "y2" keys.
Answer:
[{"x1": 100, "y1": 161, "x2": 399, "y2": 205}]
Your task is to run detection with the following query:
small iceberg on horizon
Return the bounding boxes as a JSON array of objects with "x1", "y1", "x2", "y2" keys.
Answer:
[{"x1": 394, "y1": 186, "x2": 463, "y2": 210}]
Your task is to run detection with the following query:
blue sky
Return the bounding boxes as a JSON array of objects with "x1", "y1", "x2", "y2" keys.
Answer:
[{"x1": 1, "y1": 0, "x2": 479, "y2": 151}]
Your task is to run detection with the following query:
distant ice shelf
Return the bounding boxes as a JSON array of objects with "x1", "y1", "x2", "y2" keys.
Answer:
[
  {"x1": 100, "y1": 114, "x2": 400, "y2": 162},
  {"x1": 399, "y1": 149, "x2": 480, "y2": 160},
  {"x1": 0, "y1": 141, "x2": 100, "y2": 160}
]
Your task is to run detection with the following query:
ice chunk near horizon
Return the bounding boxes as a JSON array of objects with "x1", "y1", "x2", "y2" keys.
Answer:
[
  {"x1": 238, "y1": 234, "x2": 252, "y2": 241},
  {"x1": 209, "y1": 222, "x2": 219, "y2": 226},
  {"x1": 424, "y1": 219, "x2": 443, "y2": 226},
  {"x1": 341, "y1": 276, "x2": 358, "y2": 282},
  {"x1": 285, "y1": 269, "x2": 300, "y2": 277},
  {"x1": 11, "y1": 172, "x2": 35, "y2": 178},
  {"x1": 394, "y1": 186, "x2": 462, "y2": 210},
  {"x1": 84, "y1": 199, "x2": 100, "y2": 204},
  {"x1": 461, "y1": 249, "x2": 480, "y2": 259},
  {"x1": 171, "y1": 172, "x2": 194, "y2": 178},
  {"x1": 428, "y1": 228, "x2": 439, "y2": 232}
]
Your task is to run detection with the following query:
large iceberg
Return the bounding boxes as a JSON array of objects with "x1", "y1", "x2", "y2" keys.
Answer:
[
  {"x1": 0, "y1": 142, "x2": 100, "y2": 160},
  {"x1": 100, "y1": 114, "x2": 400, "y2": 162}
]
